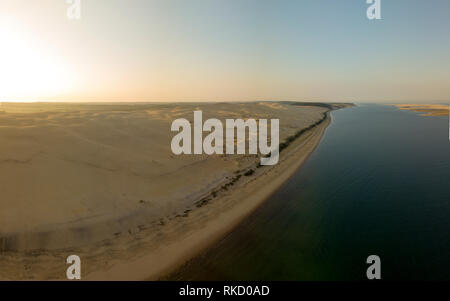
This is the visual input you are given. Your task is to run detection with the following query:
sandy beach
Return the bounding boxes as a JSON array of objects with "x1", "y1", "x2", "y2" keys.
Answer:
[{"x1": 0, "y1": 101, "x2": 351, "y2": 280}]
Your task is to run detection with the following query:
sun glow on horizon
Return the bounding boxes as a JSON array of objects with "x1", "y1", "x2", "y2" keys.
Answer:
[
  {"x1": 0, "y1": 17, "x2": 74, "y2": 101},
  {"x1": 1, "y1": 1, "x2": 449, "y2": 103}
]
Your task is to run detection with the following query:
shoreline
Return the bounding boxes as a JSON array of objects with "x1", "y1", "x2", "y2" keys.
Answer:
[{"x1": 86, "y1": 110, "x2": 336, "y2": 280}]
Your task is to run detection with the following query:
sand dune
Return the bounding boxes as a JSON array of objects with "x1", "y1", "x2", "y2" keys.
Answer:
[{"x1": 0, "y1": 101, "x2": 350, "y2": 280}]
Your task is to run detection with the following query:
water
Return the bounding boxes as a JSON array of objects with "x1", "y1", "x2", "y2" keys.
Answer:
[{"x1": 172, "y1": 104, "x2": 450, "y2": 280}]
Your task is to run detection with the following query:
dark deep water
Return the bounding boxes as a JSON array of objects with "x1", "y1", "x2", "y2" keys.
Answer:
[{"x1": 172, "y1": 104, "x2": 450, "y2": 280}]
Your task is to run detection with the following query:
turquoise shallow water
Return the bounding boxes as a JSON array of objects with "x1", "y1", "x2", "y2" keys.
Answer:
[{"x1": 172, "y1": 104, "x2": 450, "y2": 280}]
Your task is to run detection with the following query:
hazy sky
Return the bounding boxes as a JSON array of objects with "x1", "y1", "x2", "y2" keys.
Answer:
[{"x1": 1, "y1": 0, "x2": 449, "y2": 102}]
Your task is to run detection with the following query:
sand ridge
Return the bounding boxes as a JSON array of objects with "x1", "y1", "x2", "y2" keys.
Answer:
[{"x1": 392, "y1": 104, "x2": 449, "y2": 116}]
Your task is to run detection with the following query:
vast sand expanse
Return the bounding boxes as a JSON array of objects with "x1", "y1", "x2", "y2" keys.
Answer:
[
  {"x1": 393, "y1": 104, "x2": 449, "y2": 116},
  {"x1": 0, "y1": 101, "x2": 350, "y2": 280}
]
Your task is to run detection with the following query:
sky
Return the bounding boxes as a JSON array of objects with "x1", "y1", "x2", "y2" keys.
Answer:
[{"x1": 0, "y1": 0, "x2": 449, "y2": 103}]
